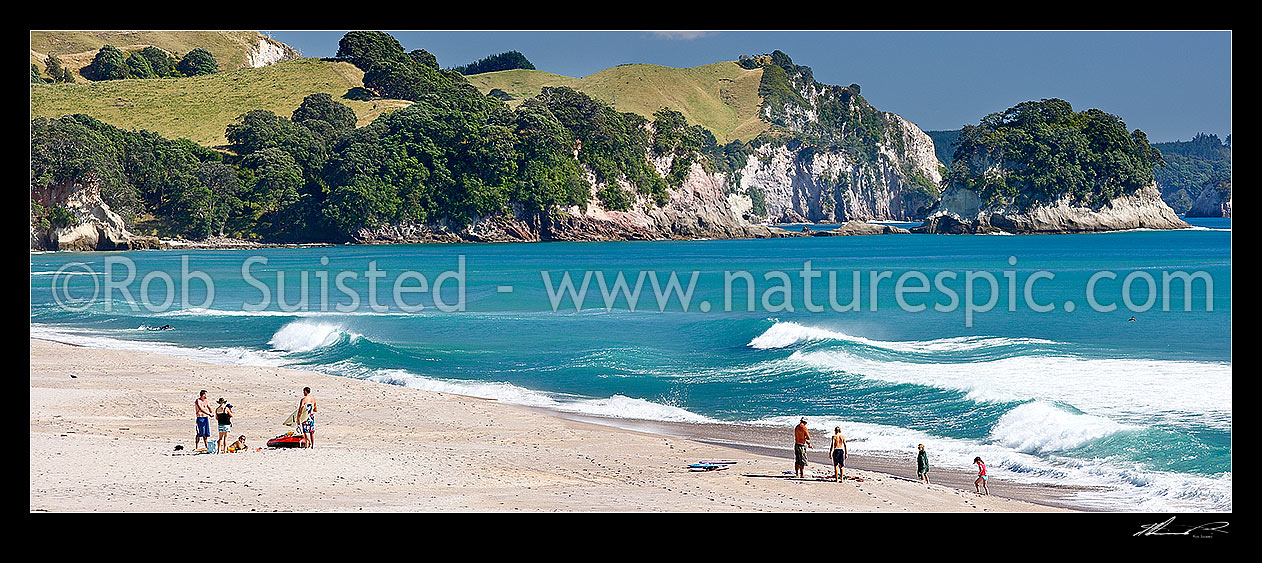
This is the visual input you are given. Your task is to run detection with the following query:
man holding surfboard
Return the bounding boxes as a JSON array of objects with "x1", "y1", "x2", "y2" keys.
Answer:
[
  {"x1": 794, "y1": 418, "x2": 811, "y2": 478},
  {"x1": 297, "y1": 387, "x2": 317, "y2": 449}
]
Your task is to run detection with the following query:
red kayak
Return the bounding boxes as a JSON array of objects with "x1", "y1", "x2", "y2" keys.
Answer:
[{"x1": 266, "y1": 434, "x2": 307, "y2": 448}]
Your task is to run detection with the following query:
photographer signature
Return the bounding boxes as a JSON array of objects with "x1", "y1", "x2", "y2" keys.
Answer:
[{"x1": 1134, "y1": 516, "x2": 1229, "y2": 537}]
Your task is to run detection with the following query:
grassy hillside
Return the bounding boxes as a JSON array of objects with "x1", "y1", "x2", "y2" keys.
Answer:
[
  {"x1": 466, "y1": 62, "x2": 768, "y2": 144},
  {"x1": 31, "y1": 58, "x2": 412, "y2": 147},
  {"x1": 30, "y1": 30, "x2": 277, "y2": 77}
]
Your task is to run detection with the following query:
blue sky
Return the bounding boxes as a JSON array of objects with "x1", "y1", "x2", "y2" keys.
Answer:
[{"x1": 263, "y1": 30, "x2": 1231, "y2": 143}]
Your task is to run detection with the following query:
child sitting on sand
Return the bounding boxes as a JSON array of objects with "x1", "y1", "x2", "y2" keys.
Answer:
[{"x1": 227, "y1": 435, "x2": 248, "y2": 453}]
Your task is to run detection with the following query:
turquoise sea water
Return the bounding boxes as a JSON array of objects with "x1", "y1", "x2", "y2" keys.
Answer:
[{"x1": 30, "y1": 218, "x2": 1231, "y2": 511}]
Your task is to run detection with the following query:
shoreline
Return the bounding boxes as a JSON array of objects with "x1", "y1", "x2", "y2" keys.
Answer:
[
  {"x1": 30, "y1": 216, "x2": 1224, "y2": 254},
  {"x1": 539, "y1": 411, "x2": 1103, "y2": 512},
  {"x1": 31, "y1": 337, "x2": 1077, "y2": 512}
]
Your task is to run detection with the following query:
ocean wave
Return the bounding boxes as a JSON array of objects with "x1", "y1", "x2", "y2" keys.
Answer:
[
  {"x1": 989, "y1": 401, "x2": 1134, "y2": 454},
  {"x1": 30, "y1": 270, "x2": 106, "y2": 276},
  {"x1": 748, "y1": 321, "x2": 1054, "y2": 353},
  {"x1": 31, "y1": 324, "x2": 287, "y2": 367},
  {"x1": 153, "y1": 307, "x2": 412, "y2": 318},
  {"x1": 268, "y1": 320, "x2": 361, "y2": 353},
  {"x1": 364, "y1": 367, "x2": 716, "y2": 423},
  {"x1": 787, "y1": 348, "x2": 1231, "y2": 428}
]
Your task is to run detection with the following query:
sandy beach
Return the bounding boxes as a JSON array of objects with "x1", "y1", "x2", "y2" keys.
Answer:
[{"x1": 30, "y1": 338, "x2": 1074, "y2": 512}]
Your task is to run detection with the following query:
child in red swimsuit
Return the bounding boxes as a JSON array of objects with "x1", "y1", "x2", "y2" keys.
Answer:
[{"x1": 974, "y1": 457, "x2": 989, "y2": 495}]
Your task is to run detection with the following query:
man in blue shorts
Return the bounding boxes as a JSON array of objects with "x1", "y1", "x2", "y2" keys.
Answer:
[{"x1": 194, "y1": 390, "x2": 212, "y2": 451}]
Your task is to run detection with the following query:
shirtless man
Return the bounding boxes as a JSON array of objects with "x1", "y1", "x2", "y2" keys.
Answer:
[
  {"x1": 194, "y1": 390, "x2": 213, "y2": 451},
  {"x1": 830, "y1": 427, "x2": 847, "y2": 482},
  {"x1": 793, "y1": 418, "x2": 812, "y2": 478},
  {"x1": 297, "y1": 387, "x2": 317, "y2": 449}
]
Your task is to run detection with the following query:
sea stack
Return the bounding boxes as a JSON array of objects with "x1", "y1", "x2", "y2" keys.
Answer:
[{"x1": 915, "y1": 98, "x2": 1188, "y2": 234}]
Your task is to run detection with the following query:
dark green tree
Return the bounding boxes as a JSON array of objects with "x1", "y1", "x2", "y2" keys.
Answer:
[
  {"x1": 139, "y1": 46, "x2": 176, "y2": 77},
  {"x1": 947, "y1": 98, "x2": 1162, "y2": 207},
  {"x1": 238, "y1": 148, "x2": 304, "y2": 237},
  {"x1": 322, "y1": 95, "x2": 518, "y2": 232},
  {"x1": 85, "y1": 45, "x2": 128, "y2": 81},
  {"x1": 336, "y1": 31, "x2": 407, "y2": 71},
  {"x1": 45, "y1": 53, "x2": 64, "y2": 82},
  {"x1": 170, "y1": 162, "x2": 241, "y2": 237},
  {"x1": 226, "y1": 110, "x2": 327, "y2": 176},
  {"x1": 126, "y1": 52, "x2": 156, "y2": 79},
  {"x1": 177, "y1": 48, "x2": 218, "y2": 77},
  {"x1": 452, "y1": 51, "x2": 536, "y2": 75},
  {"x1": 291, "y1": 93, "x2": 359, "y2": 135},
  {"x1": 511, "y1": 99, "x2": 588, "y2": 216}
]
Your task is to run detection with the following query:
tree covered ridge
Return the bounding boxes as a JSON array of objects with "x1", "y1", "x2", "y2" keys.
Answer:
[
  {"x1": 71, "y1": 45, "x2": 217, "y2": 81},
  {"x1": 31, "y1": 31, "x2": 732, "y2": 243},
  {"x1": 945, "y1": 98, "x2": 1165, "y2": 208},
  {"x1": 739, "y1": 50, "x2": 901, "y2": 164},
  {"x1": 1151, "y1": 133, "x2": 1231, "y2": 213},
  {"x1": 452, "y1": 51, "x2": 536, "y2": 75}
]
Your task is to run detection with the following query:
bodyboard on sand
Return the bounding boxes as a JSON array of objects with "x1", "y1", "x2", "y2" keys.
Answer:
[{"x1": 267, "y1": 433, "x2": 306, "y2": 448}]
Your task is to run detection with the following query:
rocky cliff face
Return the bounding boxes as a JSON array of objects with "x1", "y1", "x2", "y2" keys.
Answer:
[
  {"x1": 246, "y1": 36, "x2": 300, "y2": 68},
  {"x1": 738, "y1": 52, "x2": 944, "y2": 224},
  {"x1": 740, "y1": 118, "x2": 942, "y2": 223},
  {"x1": 915, "y1": 182, "x2": 1188, "y2": 234},
  {"x1": 352, "y1": 157, "x2": 797, "y2": 244},
  {"x1": 1186, "y1": 184, "x2": 1232, "y2": 218},
  {"x1": 30, "y1": 181, "x2": 158, "y2": 251}
]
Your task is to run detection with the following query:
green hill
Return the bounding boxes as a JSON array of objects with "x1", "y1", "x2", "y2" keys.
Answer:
[
  {"x1": 31, "y1": 58, "x2": 412, "y2": 147},
  {"x1": 1152, "y1": 133, "x2": 1232, "y2": 214},
  {"x1": 31, "y1": 30, "x2": 284, "y2": 78},
  {"x1": 465, "y1": 62, "x2": 769, "y2": 144}
]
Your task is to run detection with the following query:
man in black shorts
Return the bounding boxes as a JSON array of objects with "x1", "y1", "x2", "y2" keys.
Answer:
[{"x1": 830, "y1": 427, "x2": 847, "y2": 482}]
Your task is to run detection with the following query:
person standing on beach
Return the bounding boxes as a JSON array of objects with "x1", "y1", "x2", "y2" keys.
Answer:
[
  {"x1": 297, "y1": 387, "x2": 317, "y2": 449},
  {"x1": 830, "y1": 427, "x2": 847, "y2": 482},
  {"x1": 214, "y1": 399, "x2": 233, "y2": 454},
  {"x1": 194, "y1": 390, "x2": 212, "y2": 451},
  {"x1": 793, "y1": 418, "x2": 812, "y2": 478},
  {"x1": 973, "y1": 457, "x2": 989, "y2": 495},
  {"x1": 917, "y1": 444, "x2": 930, "y2": 484}
]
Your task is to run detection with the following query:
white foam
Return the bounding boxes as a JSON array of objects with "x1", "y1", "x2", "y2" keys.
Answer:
[
  {"x1": 154, "y1": 307, "x2": 410, "y2": 318},
  {"x1": 989, "y1": 401, "x2": 1134, "y2": 454},
  {"x1": 31, "y1": 324, "x2": 287, "y2": 367},
  {"x1": 363, "y1": 367, "x2": 716, "y2": 423},
  {"x1": 748, "y1": 321, "x2": 1053, "y2": 352},
  {"x1": 268, "y1": 320, "x2": 357, "y2": 352},
  {"x1": 30, "y1": 270, "x2": 106, "y2": 276},
  {"x1": 788, "y1": 349, "x2": 1231, "y2": 428}
]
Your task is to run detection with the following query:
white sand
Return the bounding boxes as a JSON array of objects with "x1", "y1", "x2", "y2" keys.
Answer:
[{"x1": 30, "y1": 338, "x2": 1069, "y2": 512}]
